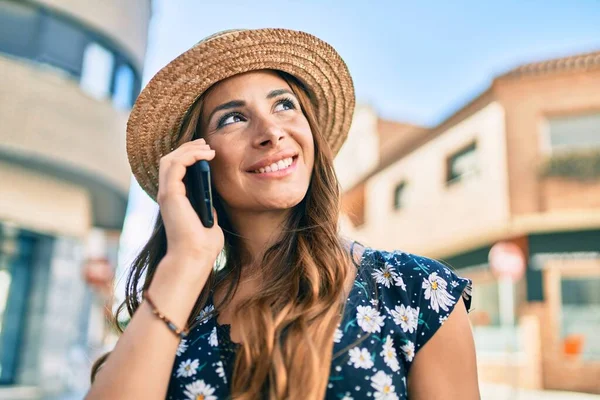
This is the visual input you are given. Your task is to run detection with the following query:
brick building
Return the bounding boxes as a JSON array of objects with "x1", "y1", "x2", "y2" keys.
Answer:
[
  {"x1": 338, "y1": 50, "x2": 600, "y2": 394},
  {"x1": 0, "y1": 0, "x2": 150, "y2": 398}
]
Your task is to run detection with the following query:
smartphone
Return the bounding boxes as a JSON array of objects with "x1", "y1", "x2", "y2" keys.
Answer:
[{"x1": 184, "y1": 160, "x2": 214, "y2": 228}]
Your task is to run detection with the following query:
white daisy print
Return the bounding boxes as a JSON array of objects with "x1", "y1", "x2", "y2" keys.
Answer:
[
  {"x1": 195, "y1": 304, "x2": 215, "y2": 324},
  {"x1": 372, "y1": 264, "x2": 398, "y2": 288},
  {"x1": 183, "y1": 379, "x2": 217, "y2": 400},
  {"x1": 380, "y1": 335, "x2": 400, "y2": 372},
  {"x1": 349, "y1": 347, "x2": 374, "y2": 369},
  {"x1": 176, "y1": 339, "x2": 188, "y2": 356},
  {"x1": 451, "y1": 280, "x2": 459, "y2": 288},
  {"x1": 208, "y1": 326, "x2": 218, "y2": 347},
  {"x1": 341, "y1": 396, "x2": 354, "y2": 400},
  {"x1": 371, "y1": 370, "x2": 399, "y2": 400},
  {"x1": 389, "y1": 304, "x2": 419, "y2": 334},
  {"x1": 422, "y1": 272, "x2": 455, "y2": 313},
  {"x1": 393, "y1": 275, "x2": 407, "y2": 291},
  {"x1": 334, "y1": 327, "x2": 343, "y2": 343},
  {"x1": 401, "y1": 341, "x2": 415, "y2": 362},
  {"x1": 176, "y1": 359, "x2": 199, "y2": 378},
  {"x1": 356, "y1": 305, "x2": 386, "y2": 333},
  {"x1": 439, "y1": 315, "x2": 449, "y2": 324},
  {"x1": 370, "y1": 298, "x2": 379, "y2": 306},
  {"x1": 372, "y1": 264, "x2": 405, "y2": 289},
  {"x1": 215, "y1": 360, "x2": 227, "y2": 382}
]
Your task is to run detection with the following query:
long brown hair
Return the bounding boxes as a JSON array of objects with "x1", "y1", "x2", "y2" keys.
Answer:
[{"x1": 92, "y1": 70, "x2": 354, "y2": 399}]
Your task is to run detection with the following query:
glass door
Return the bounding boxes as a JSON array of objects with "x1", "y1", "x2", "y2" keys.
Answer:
[{"x1": 0, "y1": 226, "x2": 36, "y2": 385}]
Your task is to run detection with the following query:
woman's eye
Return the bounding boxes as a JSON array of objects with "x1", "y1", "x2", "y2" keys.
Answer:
[
  {"x1": 274, "y1": 98, "x2": 296, "y2": 112},
  {"x1": 217, "y1": 113, "x2": 244, "y2": 128}
]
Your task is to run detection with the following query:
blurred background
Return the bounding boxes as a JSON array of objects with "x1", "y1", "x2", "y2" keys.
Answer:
[{"x1": 0, "y1": 0, "x2": 598, "y2": 399}]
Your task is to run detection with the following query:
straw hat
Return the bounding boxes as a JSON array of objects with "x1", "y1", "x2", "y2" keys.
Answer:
[{"x1": 126, "y1": 28, "x2": 355, "y2": 201}]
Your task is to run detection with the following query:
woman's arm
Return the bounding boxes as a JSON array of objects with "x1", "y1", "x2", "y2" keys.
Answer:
[
  {"x1": 85, "y1": 254, "x2": 212, "y2": 400},
  {"x1": 407, "y1": 298, "x2": 480, "y2": 400}
]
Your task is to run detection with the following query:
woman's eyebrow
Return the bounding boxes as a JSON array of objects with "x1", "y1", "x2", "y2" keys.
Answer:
[
  {"x1": 207, "y1": 100, "x2": 245, "y2": 123},
  {"x1": 266, "y1": 89, "x2": 296, "y2": 99}
]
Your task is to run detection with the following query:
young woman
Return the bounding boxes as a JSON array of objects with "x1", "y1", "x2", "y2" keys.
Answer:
[{"x1": 86, "y1": 28, "x2": 479, "y2": 400}]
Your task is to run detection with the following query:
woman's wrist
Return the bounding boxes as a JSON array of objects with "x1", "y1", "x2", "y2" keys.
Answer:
[
  {"x1": 157, "y1": 251, "x2": 214, "y2": 286},
  {"x1": 146, "y1": 254, "x2": 213, "y2": 328},
  {"x1": 143, "y1": 290, "x2": 189, "y2": 339}
]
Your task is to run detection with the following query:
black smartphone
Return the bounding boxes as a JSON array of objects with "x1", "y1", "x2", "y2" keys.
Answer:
[{"x1": 183, "y1": 160, "x2": 214, "y2": 228}]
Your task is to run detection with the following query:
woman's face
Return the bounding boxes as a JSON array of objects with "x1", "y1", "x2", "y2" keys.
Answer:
[{"x1": 199, "y1": 70, "x2": 315, "y2": 213}]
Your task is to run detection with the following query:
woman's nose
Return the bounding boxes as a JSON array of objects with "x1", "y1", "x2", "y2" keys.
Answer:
[{"x1": 252, "y1": 119, "x2": 286, "y2": 148}]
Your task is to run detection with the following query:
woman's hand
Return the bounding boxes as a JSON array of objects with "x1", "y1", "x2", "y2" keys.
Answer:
[{"x1": 155, "y1": 138, "x2": 224, "y2": 277}]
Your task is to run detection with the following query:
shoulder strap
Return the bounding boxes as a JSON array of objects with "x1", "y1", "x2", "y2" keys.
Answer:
[{"x1": 349, "y1": 240, "x2": 366, "y2": 268}]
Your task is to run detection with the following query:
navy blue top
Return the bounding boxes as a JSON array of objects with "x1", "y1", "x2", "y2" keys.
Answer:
[{"x1": 166, "y1": 246, "x2": 472, "y2": 399}]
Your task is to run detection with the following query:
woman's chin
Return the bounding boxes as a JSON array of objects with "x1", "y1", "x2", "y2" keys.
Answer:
[
  {"x1": 263, "y1": 198, "x2": 304, "y2": 211},
  {"x1": 252, "y1": 192, "x2": 305, "y2": 212},
  {"x1": 220, "y1": 185, "x2": 309, "y2": 213}
]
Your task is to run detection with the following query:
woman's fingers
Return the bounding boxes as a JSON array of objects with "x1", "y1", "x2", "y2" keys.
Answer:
[{"x1": 157, "y1": 142, "x2": 215, "y2": 204}]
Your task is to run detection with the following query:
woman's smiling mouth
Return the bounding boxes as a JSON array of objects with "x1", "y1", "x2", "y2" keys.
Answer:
[
  {"x1": 248, "y1": 156, "x2": 298, "y2": 178},
  {"x1": 251, "y1": 156, "x2": 294, "y2": 174}
]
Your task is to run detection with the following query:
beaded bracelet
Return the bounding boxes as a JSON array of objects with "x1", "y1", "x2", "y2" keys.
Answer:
[{"x1": 143, "y1": 291, "x2": 189, "y2": 339}]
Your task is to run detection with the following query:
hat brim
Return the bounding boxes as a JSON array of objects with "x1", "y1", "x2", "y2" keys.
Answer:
[{"x1": 126, "y1": 28, "x2": 355, "y2": 201}]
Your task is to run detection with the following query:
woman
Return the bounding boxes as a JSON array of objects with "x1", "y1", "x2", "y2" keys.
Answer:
[{"x1": 86, "y1": 29, "x2": 479, "y2": 400}]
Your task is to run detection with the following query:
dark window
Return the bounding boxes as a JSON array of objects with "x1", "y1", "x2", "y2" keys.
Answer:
[
  {"x1": 0, "y1": 1, "x2": 41, "y2": 58},
  {"x1": 393, "y1": 182, "x2": 406, "y2": 210},
  {"x1": 446, "y1": 141, "x2": 478, "y2": 185},
  {"x1": 37, "y1": 14, "x2": 88, "y2": 75},
  {"x1": 0, "y1": 0, "x2": 140, "y2": 109}
]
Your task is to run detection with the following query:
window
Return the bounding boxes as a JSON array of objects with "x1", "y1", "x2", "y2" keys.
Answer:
[
  {"x1": 446, "y1": 141, "x2": 478, "y2": 185},
  {"x1": 80, "y1": 42, "x2": 114, "y2": 100},
  {"x1": 470, "y1": 281, "x2": 501, "y2": 326},
  {"x1": 112, "y1": 63, "x2": 135, "y2": 109},
  {"x1": 561, "y1": 276, "x2": 600, "y2": 360},
  {"x1": 37, "y1": 14, "x2": 88, "y2": 75},
  {"x1": 0, "y1": 1, "x2": 141, "y2": 110},
  {"x1": 0, "y1": 227, "x2": 35, "y2": 385},
  {"x1": 470, "y1": 279, "x2": 522, "y2": 353},
  {"x1": 393, "y1": 182, "x2": 406, "y2": 210},
  {"x1": 0, "y1": 270, "x2": 12, "y2": 332},
  {"x1": 547, "y1": 112, "x2": 600, "y2": 153},
  {"x1": 0, "y1": 0, "x2": 40, "y2": 58}
]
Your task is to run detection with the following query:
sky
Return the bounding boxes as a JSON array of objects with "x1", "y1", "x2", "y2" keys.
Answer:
[
  {"x1": 116, "y1": 0, "x2": 600, "y2": 284},
  {"x1": 143, "y1": 0, "x2": 600, "y2": 126}
]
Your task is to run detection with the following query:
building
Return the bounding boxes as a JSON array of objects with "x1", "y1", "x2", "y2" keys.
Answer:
[
  {"x1": 338, "y1": 50, "x2": 600, "y2": 394},
  {"x1": 0, "y1": 0, "x2": 151, "y2": 398}
]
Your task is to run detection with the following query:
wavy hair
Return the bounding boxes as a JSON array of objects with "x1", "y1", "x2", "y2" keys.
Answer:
[{"x1": 91, "y1": 70, "x2": 354, "y2": 399}]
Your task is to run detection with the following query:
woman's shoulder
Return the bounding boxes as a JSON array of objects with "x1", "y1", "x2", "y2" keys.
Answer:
[
  {"x1": 358, "y1": 245, "x2": 439, "y2": 266},
  {"x1": 359, "y1": 246, "x2": 463, "y2": 277},
  {"x1": 355, "y1": 246, "x2": 473, "y2": 356},
  {"x1": 357, "y1": 245, "x2": 472, "y2": 318}
]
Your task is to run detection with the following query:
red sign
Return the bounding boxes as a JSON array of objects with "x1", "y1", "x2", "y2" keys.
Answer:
[
  {"x1": 83, "y1": 257, "x2": 114, "y2": 288},
  {"x1": 488, "y1": 241, "x2": 526, "y2": 282}
]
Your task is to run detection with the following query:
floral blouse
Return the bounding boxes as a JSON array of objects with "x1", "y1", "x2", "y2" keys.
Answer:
[{"x1": 166, "y1": 246, "x2": 472, "y2": 399}]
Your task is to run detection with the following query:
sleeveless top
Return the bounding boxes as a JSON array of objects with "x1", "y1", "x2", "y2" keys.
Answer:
[{"x1": 165, "y1": 246, "x2": 472, "y2": 399}]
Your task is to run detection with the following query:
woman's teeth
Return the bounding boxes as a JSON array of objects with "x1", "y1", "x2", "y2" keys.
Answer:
[{"x1": 253, "y1": 157, "x2": 294, "y2": 174}]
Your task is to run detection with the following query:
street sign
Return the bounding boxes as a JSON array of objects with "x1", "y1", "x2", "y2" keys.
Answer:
[
  {"x1": 488, "y1": 241, "x2": 526, "y2": 282},
  {"x1": 489, "y1": 241, "x2": 526, "y2": 328},
  {"x1": 83, "y1": 257, "x2": 114, "y2": 288}
]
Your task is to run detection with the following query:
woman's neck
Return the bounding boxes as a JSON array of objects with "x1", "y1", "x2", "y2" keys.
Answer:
[{"x1": 228, "y1": 208, "x2": 291, "y2": 267}]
